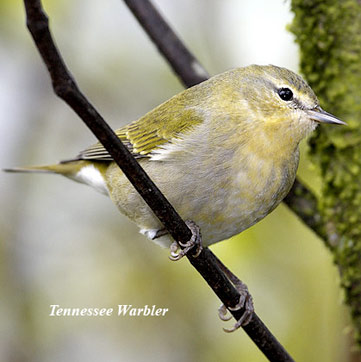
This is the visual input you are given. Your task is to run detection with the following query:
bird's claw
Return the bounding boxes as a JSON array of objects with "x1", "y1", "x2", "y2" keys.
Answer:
[
  {"x1": 219, "y1": 280, "x2": 254, "y2": 332},
  {"x1": 214, "y1": 258, "x2": 254, "y2": 332},
  {"x1": 169, "y1": 220, "x2": 202, "y2": 261},
  {"x1": 218, "y1": 304, "x2": 232, "y2": 321}
]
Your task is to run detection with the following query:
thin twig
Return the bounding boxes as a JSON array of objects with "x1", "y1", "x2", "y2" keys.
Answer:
[
  {"x1": 123, "y1": 0, "x2": 209, "y2": 87},
  {"x1": 23, "y1": 1, "x2": 295, "y2": 361},
  {"x1": 190, "y1": 250, "x2": 295, "y2": 362},
  {"x1": 284, "y1": 179, "x2": 327, "y2": 241}
]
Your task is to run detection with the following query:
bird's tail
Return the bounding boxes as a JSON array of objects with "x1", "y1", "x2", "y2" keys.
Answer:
[
  {"x1": 4, "y1": 160, "x2": 110, "y2": 195},
  {"x1": 4, "y1": 165, "x2": 56, "y2": 173},
  {"x1": 3, "y1": 161, "x2": 83, "y2": 176}
]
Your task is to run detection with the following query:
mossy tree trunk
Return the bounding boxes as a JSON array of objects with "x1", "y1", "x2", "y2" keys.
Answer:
[{"x1": 290, "y1": 0, "x2": 361, "y2": 344}]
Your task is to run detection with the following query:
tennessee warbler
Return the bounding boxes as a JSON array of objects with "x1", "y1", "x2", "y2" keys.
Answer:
[{"x1": 5, "y1": 65, "x2": 345, "y2": 248}]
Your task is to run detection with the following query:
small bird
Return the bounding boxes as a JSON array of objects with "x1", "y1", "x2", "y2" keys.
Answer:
[
  {"x1": 5, "y1": 64, "x2": 345, "y2": 331},
  {"x1": 5, "y1": 65, "x2": 344, "y2": 249},
  {"x1": 6, "y1": 65, "x2": 345, "y2": 246}
]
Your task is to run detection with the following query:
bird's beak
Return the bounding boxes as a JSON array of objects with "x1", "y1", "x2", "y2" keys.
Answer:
[{"x1": 307, "y1": 106, "x2": 346, "y2": 125}]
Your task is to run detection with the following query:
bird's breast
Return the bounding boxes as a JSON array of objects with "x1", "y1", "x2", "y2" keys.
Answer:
[{"x1": 194, "y1": 146, "x2": 299, "y2": 245}]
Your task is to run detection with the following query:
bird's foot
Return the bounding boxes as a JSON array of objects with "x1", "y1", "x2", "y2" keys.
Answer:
[
  {"x1": 169, "y1": 220, "x2": 203, "y2": 261},
  {"x1": 218, "y1": 281, "x2": 254, "y2": 332},
  {"x1": 216, "y1": 258, "x2": 254, "y2": 332}
]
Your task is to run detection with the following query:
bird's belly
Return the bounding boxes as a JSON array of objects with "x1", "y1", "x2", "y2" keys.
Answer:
[
  {"x1": 197, "y1": 189, "x2": 283, "y2": 246},
  {"x1": 189, "y1": 162, "x2": 296, "y2": 246}
]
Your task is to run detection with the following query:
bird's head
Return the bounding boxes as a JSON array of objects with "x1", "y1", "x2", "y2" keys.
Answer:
[{"x1": 221, "y1": 65, "x2": 345, "y2": 144}]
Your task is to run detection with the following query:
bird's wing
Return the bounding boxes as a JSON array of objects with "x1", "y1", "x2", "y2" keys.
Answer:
[{"x1": 74, "y1": 103, "x2": 204, "y2": 161}]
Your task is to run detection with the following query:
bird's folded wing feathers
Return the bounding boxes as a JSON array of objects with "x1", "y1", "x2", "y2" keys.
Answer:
[{"x1": 74, "y1": 106, "x2": 204, "y2": 161}]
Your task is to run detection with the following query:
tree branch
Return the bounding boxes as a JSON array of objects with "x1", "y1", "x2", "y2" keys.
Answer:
[
  {"x1": 284, "y1": 179, "x2": 327, "y2": 241},
  {"x1": 23, "y1": 0, "x2": 295, "y2": 361},
  {"x1": 123, "y1": 0, "x2": 327, "y2": 240},
  {"x1": 122, "y1": 0, "x2": 209, "y2": 87}
]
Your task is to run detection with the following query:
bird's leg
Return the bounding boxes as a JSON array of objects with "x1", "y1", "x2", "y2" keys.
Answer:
[
  {"x1": 215, "y1": 256, "x2": 254, "y2": 332},
  {"x1": 169, "y1": 220, "x2": 203, "y2": 261},
  {"x1": 153, "y1": 228, "x2": 169, "y2": 239}
]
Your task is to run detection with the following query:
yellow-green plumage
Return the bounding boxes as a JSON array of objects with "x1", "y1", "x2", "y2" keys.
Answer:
[{"x1": 5, "y1": 65, "x2": 345, "y2": 247}]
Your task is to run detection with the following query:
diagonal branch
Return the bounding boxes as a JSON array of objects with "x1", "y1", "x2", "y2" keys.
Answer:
[
  {"x1": 23, "y1": 1, "x2": 295, "y2": 361},
  {"x1": 24, "y1": 0, "x2": 191, "y2": 244},
  {"x1": 284, "y1": 178, "x2": 327, "y2": 240},
  {"x1": 123, "y1": 0, "x2": 327, "y2": 241},
  {"x1": 123, "y1": 0, "x2": 209, "y2": 87}
]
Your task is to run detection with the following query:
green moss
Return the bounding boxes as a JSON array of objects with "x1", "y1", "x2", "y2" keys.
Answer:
[{"x1": 290, "y1": 0, "x2": 361, "y2": 345}]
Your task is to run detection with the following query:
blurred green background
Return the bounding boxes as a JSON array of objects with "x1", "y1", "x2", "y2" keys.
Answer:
[{"x1": 0, "y1": 0, "x2": 354, "y2": 361}]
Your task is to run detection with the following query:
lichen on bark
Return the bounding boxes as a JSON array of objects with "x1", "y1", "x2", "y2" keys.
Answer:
[{"x1": 290, "y1": 0, "x2": 361, "y2": 345}]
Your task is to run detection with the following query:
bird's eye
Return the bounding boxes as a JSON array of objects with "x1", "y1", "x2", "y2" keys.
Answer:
[{"x1": 278, "y1": 88, "x2": 293, "y2": 101}]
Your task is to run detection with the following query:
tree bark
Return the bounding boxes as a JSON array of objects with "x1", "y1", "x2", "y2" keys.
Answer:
[{"x1": 290, "y1": 0, "x2": 361, "y2": 344}]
